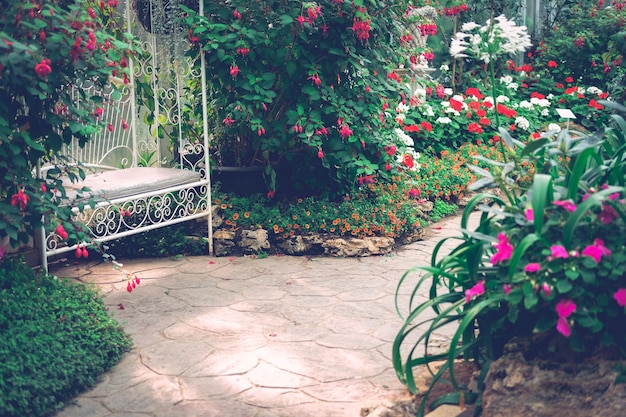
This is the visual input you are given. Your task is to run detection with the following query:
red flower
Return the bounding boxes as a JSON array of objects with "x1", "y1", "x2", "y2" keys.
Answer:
[
  {"x1": 296, "y1": 15, "x2": 306, "y2": 26},
  {"x1": 384, "y1": 145, "x2": 397, "y2": 156},
  {"x1": 55, "y1": 224, "x2": 69, "y2": 240},
  {"x1": 547, "y1": 60, "x2": 558, "y2": 68},
  {"x1": 420, "y1": 121, "x2": 432, "y2": 132},
  {"x1": 267, "y1": 190, "x2": 275, "y2": 199},
  {"x1": 108, "y1": 123, "x2": 114, "y2": 132},
  {"x1": 565, "y1": 76, "x2": 574, "y2": 83},
  {"x1": 468, "y1": 123, "x2": 483, "y2": 134},
  {"x1": 308, "y1": 74, "x2": 322, "y2": 86},
  {"x1": 530, "y1": 92, "x2": 545, "y2": 99},
  {"x1": 435, "y1": 84, "x2": 445, "y2": 98},
  {"x1": 35, "y1": 59, "x2": 52, "y2": 78},
  {"x1": 408, "y1": 188, "x2": 421, "y2": 198},
  {"x1": 229, "y1": 64, "x2": 240, "y2": 78},
  {"x1": 465, "y1": 87, "x2": 484, "y2": 99},
  {"x1": 121, "y1": 119, "x2": 129, "y2": 130},
  {"x1": 401, "y1": 154, "x2": 414, "y2": 169},
  {"x1": 479, "y1": 117, "x2": 491, "y2": 126},
  {"x1": 223, "y1": 116, "x2": 235, "y2": 126},
  {"x1": 11, "y1": 189, "x2": 29, "y2": 211},
  {"x1": 403, "y1": 124, "x2": 420, "y2": 133},
  {"x1": 339, "y1": 125, "x2": 353, "y2": 139},
  {"x1": 589, "y1": 99, "x2": 604, "y2": 110},
  {"x1": 317, "y1": 149, "x2": 324, "y2": 159},
  {"x1": 233, "y1": 9, "x2": 242, "y2": 19},
  {"x1": 449, "y1": 98, "x2": 463, "y2": 112},
  {"x1": 574, "y1": 36, "x2": 585, "y2": 47}
]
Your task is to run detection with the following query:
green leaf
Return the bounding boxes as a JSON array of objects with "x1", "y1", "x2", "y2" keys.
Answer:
[
  {"x1": 531, "y1": 174, "x2": 553, "y2": 235},
  {"x1": 279, "y1": 14, "x2": 293, "y2": 25},
  {"x1": 556, "y1": 279, "x2": 573, "y2": 293},
  {"x1": 564, "y1": 269, "x2": 579, "y2": 280}
]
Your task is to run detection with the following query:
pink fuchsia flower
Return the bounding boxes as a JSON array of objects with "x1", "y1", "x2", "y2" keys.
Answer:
[
  {"x1": 490, "y1": 233, "x2": 513, "y2": 265},
  {"x1": 308, "y1": 74, "x2": 322, "y2": 86},
  {"x1": 502, "y1": 284, "x2": 512, "y2": 295},
  {"x1": 525, "y1": 208, "x2": 534, "y2": 221},
  {"x1": 35, "y1": 58, "x2": 52, "y2": 78},
  {"x1": 550, "y1": 245, "x2": 569, "y2": 259},
  {"x1": 317, "y1": 149, "x2": 324, "y2": 159},
  {"x1": 465, "y1": 280, "x2": 485, "y2": 303},
  {"x1": 613, "y1": 288, "x2": 626, "y2": 307},
  {"x1": 339, "y1": 125, "x2": 353, "y2": 139},
  {"x1": 524, "y1": 263, "x2": 541, "y2": 273},
  {"x1": 11, "y1": 189, "x2": 29, "y2": 211},
  {"x1": 555, "y1": 298, "x2": 576, "y2": 337},
  {"x1": 581, "y1": 238, "x2": 611, "y2": 263},
  {"x1": 552, "y1": 199, "x2": 577, "y2": 213},
  {"x1": 229, "y1": 64, "x2": 240, "y2": 78}
]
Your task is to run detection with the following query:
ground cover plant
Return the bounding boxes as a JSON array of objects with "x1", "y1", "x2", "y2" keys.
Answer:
[{"x1": 0, "y1": 258, "x2": 132, "y2": 417}]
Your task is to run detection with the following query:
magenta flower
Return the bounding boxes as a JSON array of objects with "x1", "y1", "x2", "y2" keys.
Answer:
[
  {"x1": 550, "y1": 245, "x2": 569, "y2": 259},
  {"x1": 524, "y1": 263, "x2": 541, "y2": 273},
  {"x1": 465, "y1": 280, "x2": 485, "y2": 304},
  {"x1": 524, "y1": 208, "x2": 534, "y2": 221},
  {"x1": 581, "y1": 238, "x2": 611, "y2": 263},
  {"x1": 555, "y1": 298, "x2": 576, "y2": 337},
  {"x1": 614, "y1": 288, "x2": 626, "y2": 307},
  {"x1": 598, "y1": 204, "x2": 619, "y2": 224},
  {"x1": 542, "y1": 282, "x2": 551, "y2": 297},
  {"x1": 553, "y1": 199, "x2": 577, "y2": 212},
  {"x1": 502, "y1": 284, "x2": 511, "y2": 295},
  {"x1": 490, "y1": 233, "x2": 513, "y2": 265}
]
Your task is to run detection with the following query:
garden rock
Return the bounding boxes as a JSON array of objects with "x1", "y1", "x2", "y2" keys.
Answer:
[
  {"x1": 322, "y1": 236, "x2": 394, "y2": 257},
  {"x1": 239, "y1": 229, "x2": 270, "y2": 254},
  {"x1": 278, "y1": 234, "x2": 325, "y2": 255},
  {"x1": 213, "y1": 229, "x2": 236, "y2": 256},
  {"x1": 211, "y1": 205, "x2": 224, "y2": 228},
  {"x1": 481, "y1": 334, "x2": 626, "y2": 417}
]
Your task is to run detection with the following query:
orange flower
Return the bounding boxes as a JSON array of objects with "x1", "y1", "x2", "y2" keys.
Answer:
[
  {"x1": 232, "y1": 213, "x2": 240, "y2": 220},
  {"x1": 332, "y1": 218, "x2": 341, "y2": 225},
  {"x1": 221, "y1": 204, "x2": 227, "y2": 209},
  {"x1": 330, "y1": 227, "x2": 336, "y2": 233},
  {"x1": 273, "y1": 225, "x2": 280, "y2": 233},
  {"x1": 244, "y1": 212, "x2": 250, "y2": 218}
]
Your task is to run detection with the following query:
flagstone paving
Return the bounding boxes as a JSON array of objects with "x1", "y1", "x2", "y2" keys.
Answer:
[{"x1": 53, "y1": 214, "x2": 477, "y2": 417}]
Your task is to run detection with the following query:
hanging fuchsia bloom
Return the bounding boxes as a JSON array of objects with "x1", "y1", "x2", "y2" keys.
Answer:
[
  {"x1": 317, "y1": 149, "x2": 324, "y2": 159},
  {"x1": 553, "y1": 199, "x2": 577, "y2": 212},
  {"x1": 465, "y1": 280, "x2": 485, "y2": 303},
  {"x1": 555, "y1": 299, "x2": 576, "y2": 337},
  {"x1": 550, "y1": 245, "x2": 569, "y2": 259},
  {"x1": 11, "y1": 189, "x2": 29, "y2": 211},
  {"x1": 581, "y1": 238, "x2": 611, "y2": 263},
  {"x1": 339, "y1": 125, "x2": 353, "y2": 139},
  {"x1": 490, "y1": 233, "x2": 513, "y2": 265},
  {"x1": 229, "y1": 64, "x2": 240, "y2": 78},
  {"x1": 524, "y1": 263, "x2": 541, "y2": 273},
  {"x1": 35, "y1": 59, "x2": 52, "y2": 78},
  {"x1": 613, "y1": 288, "x2": 626, "y2": 307}
]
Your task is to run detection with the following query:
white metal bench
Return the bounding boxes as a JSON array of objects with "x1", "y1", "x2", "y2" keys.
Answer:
[{"x1": 38, "y1": 0, "x2": 213, "y2": 271}]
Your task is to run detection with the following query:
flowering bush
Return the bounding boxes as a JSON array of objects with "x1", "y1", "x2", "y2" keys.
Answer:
[
  {"x1": 0, "y1": 1, "x2": 136, "y2": 256},
  {"x1": 182, "y1": 0, "x2": 421, "y2": 195},
  {"x1": 529, "y1": 0, "x2": 626, "y2": 100},
  {"x1": 393, "y1": 108, "x2": 626, "y2": 414}
]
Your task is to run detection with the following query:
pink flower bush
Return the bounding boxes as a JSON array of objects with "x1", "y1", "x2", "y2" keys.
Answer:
[
  {"x1": 550, "y1": 245, "x2": 569, "y2": 259},
  {"x1": 614, "y1": 289, "x2": 626, "y2": 307},
  {"x1": 524, "y1": 263, "x2": 541, "y2": 273},
  {"x1": 581, "y1": 238, "x2": 611, "y2": 263}
]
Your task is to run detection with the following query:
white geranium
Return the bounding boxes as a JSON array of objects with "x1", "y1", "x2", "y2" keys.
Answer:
[
  {"x1": 496, "y1": 95, "x2": 510, "y2": 103},
  {"x1": 530, "y1": 97, "x2": 550, "y2": 107},
  {"x1": 515, "y1": 116, "x2": 530, "y2": 130},
  {"x1": 587, "y1": 86, "x2": 602, "y2": 95},
  {"x1": 396, "y1": 102, "x2": 410, "y2": 114},
  {"x1": 519, "y1": 100, "x2": 533, "y2": 110},
  {"x1": 541, "y1": 109, "x2": 550, "y2": 117},
  {"x1": 394, "y1": 128, "x2": 414, "y2": 147},
  {"x1": 506, "y1": 82, "x2": 519, "y2": 91},
  {"x1": 444, "y1": 88, "x2": 453, "y2": 96},
  {"x1": 547, "y1": 123, "x2": 561, "y2": 132},
  {"x1": 500, "y1": 75, "x2": 513, "y2": 85},
  {"x1": 436, "y1": 116, "x2": 452, "y2": 124},
  {"x1": 423, "y1": 104, "x2": 435, "y2": 117}
]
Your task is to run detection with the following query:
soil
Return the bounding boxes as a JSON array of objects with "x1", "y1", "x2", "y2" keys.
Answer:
[{"x1": 361, "y1": 361, "x2": 479, "y2": 417}]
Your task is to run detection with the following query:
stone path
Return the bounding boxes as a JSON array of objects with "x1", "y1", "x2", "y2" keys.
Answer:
[{"x1": 53, "y1": 214, "x2": 476, "y2": 417}]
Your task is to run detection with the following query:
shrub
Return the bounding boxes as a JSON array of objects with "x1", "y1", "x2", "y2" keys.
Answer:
[
  {"x1": 0, "y1": 258, "x2": 131, "y2": 417},
  {"x1": 393, "y1": 107, "x2": 626, "y2": 415},
  {"x1": 182, "y1": 0, "x2": 419, "y2": 195},
  {"x1": 0, "y1": 0, "x2": 138, "y2": 253}
]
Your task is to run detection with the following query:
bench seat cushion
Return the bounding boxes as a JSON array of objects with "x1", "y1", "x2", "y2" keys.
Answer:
[{"x1": 64, "y1": 167, "x2": 203, "y2": 201}]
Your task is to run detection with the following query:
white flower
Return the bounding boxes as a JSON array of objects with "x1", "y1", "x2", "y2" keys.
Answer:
[
  {"x1": 413, "y1": 87, "x2": 426, "y2": 103},
  {"x1": 506, "y1": 82, "x2": 519, "y2": 91},
  {"x1": 541, "y1": 109, "x2": 550, "y2": 117},
  {"x1": 436, "y1": 116, "x2": 452, "y2": 124},
  {"x1": 423, "y1": 104, "x2": 435, "y2": 117},
  {"x1": 449, "y1": 36, "x2": 469, "y2": 58},
  {"x1": 268, "y1": 23, "x2": 273, "y2": 29},
  {"x1": 547, "y1": 123, "x2": 561, "y2": 132},
  {"x1": 444, "y1": 88, "x2": 453, "y2": 96},
  {"x1": 395, "y1": 113, "x2": 406, "y2": 123},
  {"x1": 483, "y1": 96, "x2": 494, "y2": 105},
  {"x1": 500, "y1": 75, "x2": 513, "y2": 85},
  {"x1": 515, "y1": 116, "x2": 530, "y2": 130},
  {"x1": 496, "y1": 95, "x2": 509, "y2": 103},
  {"x1": 461, "y1": 21, "x2": 480, "y2": 31},
  {"x1": 394, "y1": 128, "x2": 414, "y2": 147},
  {"x1": 519, "y1": 100, "x2": 533, "y2": 110},
  {"x1": 439, "y1": 64, "x2": 449, "y2": 72},
  {"x1": 547, "y1": 93, "x2": 555, "y2": 100},
  {"x1": 396, "y1": 102, "x2": 410, "y2": 113},
  {"x1": 587, "y1": 86, "x2": 602, "y2": 95},
  {"x1": 530, "y1": 97, "x2": 551, "y2": 107}
]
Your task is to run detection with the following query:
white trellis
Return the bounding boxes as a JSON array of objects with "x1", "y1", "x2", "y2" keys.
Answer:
[{"x1": 39, "y1": 0, "x2": 212, "y2": 270}]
